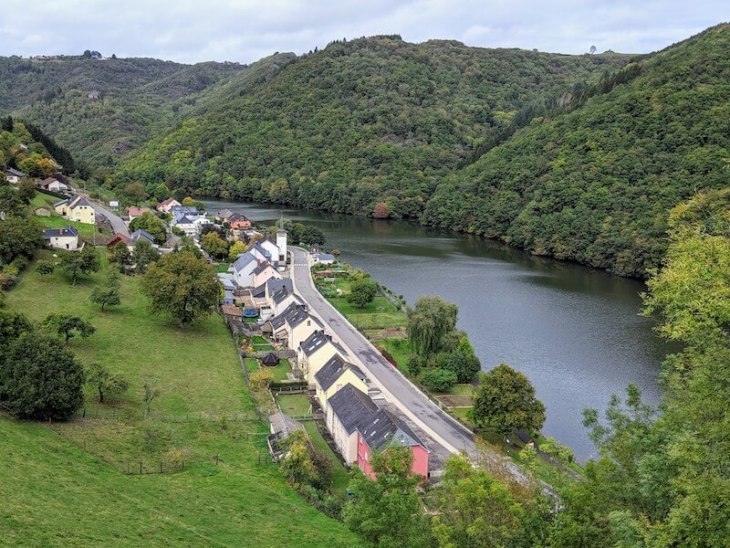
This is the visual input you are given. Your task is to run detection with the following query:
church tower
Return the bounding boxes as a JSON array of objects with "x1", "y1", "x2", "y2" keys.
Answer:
[{"x1": 276, "y1": 213, "x2": 288, "y2": 264}]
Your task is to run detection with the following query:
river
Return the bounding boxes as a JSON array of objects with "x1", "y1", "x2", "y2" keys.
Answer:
[{"x1": 204, "y1": 199, "x2": 670, "y2": 461}]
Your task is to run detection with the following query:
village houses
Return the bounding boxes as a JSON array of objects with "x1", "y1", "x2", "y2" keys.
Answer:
[
  {"x1": 54, "y1": 195, "x2": 96, "y2": 224},
  {"x1": 43, "y1": 226, "x2": 80, "y2": 250}
]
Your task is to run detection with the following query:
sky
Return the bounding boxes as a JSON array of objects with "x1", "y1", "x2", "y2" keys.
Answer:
[{"x1": 0, "y1": 1, "x2": 725, "y2": 64}]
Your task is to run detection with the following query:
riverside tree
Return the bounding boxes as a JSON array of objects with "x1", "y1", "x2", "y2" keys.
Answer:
[
  {"x1": 0, "y1": 331, "x2": 85, "y2": 420},
  {"x1": 140, "y1": 251, "x2": 220, "y2": 327},
  {"x1": 471, "y1": 364, "x2": 546, "y2": 437},
  {"x1": 346, "y1": 278, "x2": 377, "y2": 308}
]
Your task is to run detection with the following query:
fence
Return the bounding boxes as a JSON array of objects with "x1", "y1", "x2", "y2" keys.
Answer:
[{"x1": 74, "y1": 408, "x2": 260, "y2": 423}]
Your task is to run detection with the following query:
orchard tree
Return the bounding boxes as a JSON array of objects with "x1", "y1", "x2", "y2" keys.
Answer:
[
  {"x1": 0, "y1": 332, "x2": 85, "y2": 420},
  {"x1": 132, "y1": 238, "x2": 160, "y2": 273},
  {"x1": 471, "y1": 364, "x2": 546, "y2": 437},
  {"x1": 60, "y1": 246, "x2": 99, "y2": 284},
  {"x1": 89, "y1": 273, "x2": 121, "y2": 311},
  {"x1": 108, "y1": 241, "x2": 132, "y2": 273},
  {"x1": 86, "y1": 362, "x2": 128, "y2": 403},
  {"x1": 36, "y1": 260, "x2": 55, "y2": 276},
  {"x1": 43, "y1": 314, "x2": 96, "y2": 344},
  {"x1": 347, "y1": 278, "x2": 378, "y2": 308},
  {"x1": 141, "y1": 251, "x2": 220, "y2": 327}
]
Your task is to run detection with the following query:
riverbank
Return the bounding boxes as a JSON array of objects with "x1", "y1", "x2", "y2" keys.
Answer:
[{"x1": 201, "y1": 198, "x2": 667, "y2": 461}]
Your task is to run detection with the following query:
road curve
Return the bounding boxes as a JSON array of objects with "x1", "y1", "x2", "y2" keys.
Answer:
[
  {"x1": 290, "y1": 247, "x2": 476, "y2": 456},
  {"x1": 73, "y1": 187, "x2": 130, "y2": 237}
]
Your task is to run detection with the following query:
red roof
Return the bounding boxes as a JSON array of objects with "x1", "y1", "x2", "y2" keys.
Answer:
[
  {"x1": 106, "y1": 233, "x2": 129, "y2": 247},
  {"x1": 128, "y1": 206, "x2": 152, "y2": 217}
]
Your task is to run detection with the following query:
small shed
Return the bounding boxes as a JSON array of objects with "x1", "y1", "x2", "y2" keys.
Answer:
[
  {"x1": 221, "y1": 305, "x2": 242, "y2": 317},
  {"x1": 262, "y1": 352, "x2": 280, "y2": 367},
  {"x1": 35, "y1": 207, "x2": 51, "y2": 217}
]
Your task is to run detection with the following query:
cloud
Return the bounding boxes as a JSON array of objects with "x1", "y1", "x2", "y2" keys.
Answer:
[{"x1": 0, "y1": 0, "x2": 723, "y2": 63}]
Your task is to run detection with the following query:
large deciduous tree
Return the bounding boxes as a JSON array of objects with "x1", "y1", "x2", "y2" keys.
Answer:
[
  {"x1": 60, "y1": 246, "x2": 99, "y2": 284},
  {"x1": 406, "y1": 296, "x2": 458, "y2": 357},
  {"x1": 471, "y1": 364, "x2": 546, "y2": 436},
  {"x1": 347, "y1": 278, "x2": 378, "y2": 308},
  {"x1": 132, "y1": 238, "x2": 160, "y2": 273},
  {"x1": 0, "y1": 332, "x2": 85, "y2": 420},
  {"x1": 140, "y1": 251, "x2": 220, "y2": 327}
]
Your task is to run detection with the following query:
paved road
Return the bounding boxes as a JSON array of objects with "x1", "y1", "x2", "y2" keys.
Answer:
[
  {"x1": 290, "y1": 247, "x2": 477, "y2": 456},
  {"x1": 73, "y1": 188, "x2": 130, "y2": 237}
]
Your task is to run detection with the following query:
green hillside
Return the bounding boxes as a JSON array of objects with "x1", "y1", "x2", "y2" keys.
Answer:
[
  {"x1": 0, "y1": 254, "x2": 358, "y2": 546},
  {"x1": 0, "y1": 55, "x2": 248, "y2": 168},
  {"x1": 115, "y1": 35, "x2": 631, "y2": 218},
  {"x1": 425, "y1": 24, "x2": 730, "y2": 276}
]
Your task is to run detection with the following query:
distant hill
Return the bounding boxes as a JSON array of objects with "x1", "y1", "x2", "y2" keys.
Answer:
[
  {"x1": 115, "y1": 35, "x2": 631, "y2": 217},
  {"x1": 0, "y1": 55, "x2": 248, "y2": 168},
  {"x1": 425, "y1": 24, "x2": 730, "y2": 276}
]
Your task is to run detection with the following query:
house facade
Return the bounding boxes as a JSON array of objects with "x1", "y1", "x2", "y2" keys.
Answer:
[
  {"x1": 4, "y1": 167, "x2": 27, "y2": 184},
  {"x1": 231, "y1": 251, "x2": 259, "y2": 287},
  {"x1": 43, "y1": 226, "x2": 79, "y2": 250},
  {"x1": 157, "y1": 197, "x2": 181, "y2": 213},
  {"x1": 297, "y1": 330, "x2": 346, "y2": 385},
  {"x1": 326, "y1": 384, "x2": 378, "y2": 464},
  {"x1": 40, "y1": 174, "x2": 70, "y2": 192},
  {"x1": 314, "y1": 355, "x2": 368, "y2": 414},
  {"x1": 54, "y1": 195, "x2": 96, "y2": 224}
]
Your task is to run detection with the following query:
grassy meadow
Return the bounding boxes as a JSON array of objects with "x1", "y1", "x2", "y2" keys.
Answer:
[{"x1": 0, "y1": 250, "x2": 359, "y2": 546}]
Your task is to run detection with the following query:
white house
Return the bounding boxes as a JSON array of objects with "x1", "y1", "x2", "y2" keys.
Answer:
[
  {"x1": 271, "y1": 285, "x2": 305, "y2": 316},
  {"x1": 43, "y1": 226, "x2": 79, "y2": 250},
  {"x1": 325, "y1": 383, "x2": 378, "y2": 464},
  {"x1": 314, "y1": 355, "x2": 368, "y2": 414},
  {"x1": 40, "y1": 174, "x2": 70, "y2": 192},
  {"x1": 297, "y1": 330, "x2": 347, "y2": 385},
  {"x1": 170, "y1": 214, "x2": 198, "y2": 237},
  {"x1": 231, "y1": 251, "x2": 260, "y2": 287},
  {"x1": 4, "y1": 168, "x2": 27, "y2": 184},
  {"x1": 157, "y1": 197, "x2": 181, "y2": 213},
  {"x1": 252, "y1": 262, "x2": 281, "y2": 288},
  {"x1": 259, "y1": 237, "x2": 280, "y2": 265}
]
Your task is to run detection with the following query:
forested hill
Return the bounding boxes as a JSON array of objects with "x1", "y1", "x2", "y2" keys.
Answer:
[
  {"x1": 425, "y1": 24, "x2": 730, "y2": 276},
  {"x1": 114, "y1": 35, "x2": 631, "y2": 218},
  {"x1": 0, "y1": 55, "x2": 249, "y2": 170}
]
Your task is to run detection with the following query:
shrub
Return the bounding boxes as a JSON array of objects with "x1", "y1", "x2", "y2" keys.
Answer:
[{"x1": 420, "y1": 368, "x2": 457, "y2": 393}]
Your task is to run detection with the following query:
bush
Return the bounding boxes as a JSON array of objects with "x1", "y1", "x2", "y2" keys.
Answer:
[{"x1": 420, "y1": 368, "x2": 457, "y2": 393}]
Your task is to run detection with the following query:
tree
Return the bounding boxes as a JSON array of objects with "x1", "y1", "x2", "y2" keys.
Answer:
[
  {"x1": 0, "y1": 309, "x2": 33, "y2": 352},
  {"x1": 43, "y1": 314, "x2": 96, "y2": 344},
  {"x1": 36, "y1": 260, "x2": 55, "y2": 276},
  {"x1": 0, "y1": 216, "x2": 43, "y2": 263},
  {"x1": 129, "y1": 212, "x2": 166, "y2": 244},
  {"x1": 181, "y1": 196, "x2": 204, "y2": 210},
  {"x1": 432, "y1": 336, "x2": 481, "y2": 383},
  {"x1": 300, "y1": 225, "x2": 326, "y2": 246},
  {"x1": 372, "y1": 201, "x2": 391, "y2": 219},
  {"x1": 142, "y1": 377, "x2": 160, "y2": 418},
  {"x1": 406, "y1": 296, "x2": 458, "y2": 357},
  {"x1": 347, "y1": 278, "x2": 377, "y2": 308},
  {"x1": 108, "y1": 241, "x2": 132, "y2": 273},
  {"x1": 60, "y1": 246, "x2": 99, "y2": 284},
  {"x1": 431, "y1": 454, "x2": 528, "y2": 547},
  {"x1": 228, "y1": 240, "x2": 246, "y2": 261},
  {"x1": 420, "y1": 368, "x2": 457, "y2": 393},
  {"x1": 589, "y1": 45, "x2": 597, "y2": 54},
  {"x1": 343, "y1": 447, "x2": 433, "y2": 547},
  {"x1": 17, "y1": 179, "x2": 36, "y2": 203},
  {"x1": 471, "y1": 364, "x2": 546, "y2": 437},
  {"x1": 132, "y1": 238, "x2": 160, "y2": 273},
  {"x1": 200, "y1": 231, "x2": 228, "y2": 260},
  {"x1": 141, "y1": 251, "x2": 220, "y2": 327},
  {"x1": 89, "y1": 278, "x2": 121, "y2": 311},
  {"x1": 0, "y1": 332, "x2": 85, "y2": 420},
  {"x1": 86, "y1": 362, "x2": 128, "y2": 403},
  {"x1": 124, "y1": 182, "x2": 147, "y2": 205},
  {"x1": 151, "y1": 182, "x2": 170, "y2": 201}
]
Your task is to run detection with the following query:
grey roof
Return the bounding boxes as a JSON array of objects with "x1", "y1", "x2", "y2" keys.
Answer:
[
  {"x1": 217, "y1": 208, "x2": 234, "y2": 219},
  {"x1": 53, "y1": 198, "x2": 69, "y2": 207},
  {"x1": 251, "y1": 283, "x2": 267, "y2": 298},
  {"x1": 43, "y1": 226, "x2": 78, "y2": 239},
  {"x1": 4, "y1": 167, "x2": 26, "y2": 177},
  {"x1": 217, "y1": 273, "x2": 237, "y2": 291},
  {"x1": 253, "y1": 261, "x2": 272, "y2": 275},
  {"x1": 68, "y1": 195, "x2": 91, "y2": 209},
  {"x1": 227, "y1": 212, "x2": 250, "y2": 223},
  {"x1": 170, "y1": 205, "x2": 198, "y2": 215},
  {"x1": 252, "y1": 241, "x2": 272, "y2": 259},
  {"x1": 315, "y1": 354, "x2": 366, "y2": 392},
  {"x1": 266, "y1": 278, "x2": 292, "y2": 296},
  {"x1": 299, "y1": 330, "x2": 335, "y2": 357},
  {"x1": 287, "y1": 307, "x2": 321, "y2": 330},
  {"x1": 130, "y1": 229, "x2": 155, "y2": 243},
  {"x1": 328, "y1": 384, "x2": 379, "y2": 434},
  {"x1": 269, "y1": 302, "x2": 305, "y2": 330},
  {"x1": 232, "y1": 251, "x2": 257, "y2": 273},
  {"x1": 317, "y1": 253, "x2": 335, "y2": 261},
  {"x1": 359, "y1": 408, "x2": 423, "y2": 451},
  {"x1": 272, "y1": 286, "x2": 292, "y2": 305},
  {"x1": 172, "y1": 214, "x2": 196, "y2": 225},
  {"x1": 269, "y1": 411, "x2": 305, "y2": 436}
]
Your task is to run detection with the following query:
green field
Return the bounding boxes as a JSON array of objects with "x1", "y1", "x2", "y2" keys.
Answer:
[
  {"x1": 31, "y1": 193, "x2": 104, "y2": 236},
  {"x1": 0, "y1": 251, "x2": 359, "y2": 546},
  {"x1": 303, "y1": 421, "x2": 350, "y2": 493}
]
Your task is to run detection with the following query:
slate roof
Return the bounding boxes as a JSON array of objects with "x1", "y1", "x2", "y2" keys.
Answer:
[
  {"x1": 232, "y1": 251, "x2": 258, "y2": 273},
  {"x1": 266, "y1": 278, "x2": 292, "y2": 296},
  {"x1": 130, "y1": 229, "x2": 155, "y2": 243},
  {"x1": 251, "y1": 283, "x2": 267, "y2": 298},
  {"x1": 314, "y1": 354, "x2": 366, "y2": 392},
  {"x1": 317, "y1": 253, "x2": 335, "y2": 262},
  {"x1": 286, "y1": 306, "x2": 321, "y2": 330},
  {"x1": 299, "y1": 330, "x2": 335, "y2": 357},
  {"x1": 253, "y1": 262, "x2": 272, "y2": 275},
  {"x1": 4, "y1": 167, "x2": 26, "y2": 177},
  {"x1": 252, "y1": 241, "x2": 272, "y2": 260},
  {"x1": 43, "y1": 226, "x2": 78, "y2": 239},
  {"x1": 68, "y1": 195, "x2": 91, "y2": 209},
  {"x1": 272, "y1": 286, "x2": 292, "y2": 305},
  {"x1": 217, "y1": 208, "x2": 234, "y2": 219},
  {"x1": 269, "y1": 411, "x2": 305, "y2": 436},
  {"x1": 172, "y1": 214, "x2": 196, "y2": 225},
  {"x1": 359, "y1": 408, "x2": 423, "y2": 451},
  {"x1": 217, "y1": 273, "x2": 237, "y2": 291},
  {"x1": 328, "y1": 384, "x2": 379, "y2": 434},
  {"x1": 170, "y1": 205, "x2": 199, "y2": 216},
  {"x1": 269, "y1": 302, "x2": 305, "y2": 330}
]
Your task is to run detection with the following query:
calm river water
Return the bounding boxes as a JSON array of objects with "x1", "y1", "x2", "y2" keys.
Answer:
[{"x1": 204, "y1": 199, "x2": 670, "y2": 460}]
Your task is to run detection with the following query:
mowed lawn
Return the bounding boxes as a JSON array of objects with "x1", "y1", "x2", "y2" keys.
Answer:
[{"x1": 1, "y1": 252, "x2": 359, "y2": 546}]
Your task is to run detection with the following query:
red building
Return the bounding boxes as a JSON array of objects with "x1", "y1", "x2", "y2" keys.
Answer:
[{"x1": 355, "y1": 408, "x2": 429, "y2": 480}]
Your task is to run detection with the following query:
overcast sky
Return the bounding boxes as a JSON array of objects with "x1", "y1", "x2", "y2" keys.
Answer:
[{"x1": 1, "y1": 1, "x2": 725, "y2": 64}]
